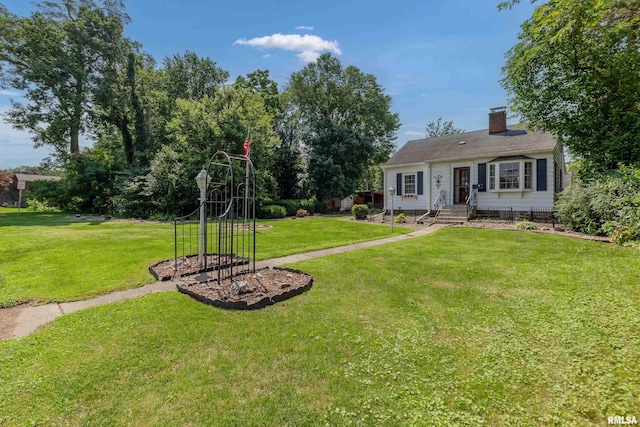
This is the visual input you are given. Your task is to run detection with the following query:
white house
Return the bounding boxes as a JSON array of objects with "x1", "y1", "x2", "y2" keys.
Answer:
[{"x1": 382, "y1": 107, "x2": 565, "y2": 217}]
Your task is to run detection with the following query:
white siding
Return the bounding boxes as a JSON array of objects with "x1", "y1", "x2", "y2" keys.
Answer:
[
  {"x1": 384, "y1": 151, "x2": 557, "y2": 212},
  {"x1": 384, "y1": 164, "x2": 430, "y2": 211},
  {"x1": 475, "y1": 153, "x2": 555, "y2": 210}
]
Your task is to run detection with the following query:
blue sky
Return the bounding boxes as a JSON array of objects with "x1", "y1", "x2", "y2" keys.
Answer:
[{"x1": 0, "y1": 0, "x2": 537, "y2": 168}]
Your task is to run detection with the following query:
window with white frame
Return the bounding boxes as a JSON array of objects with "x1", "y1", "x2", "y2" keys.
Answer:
[
  {"x1": 404, "y1": 173, "x2": 416, "y2": 194},
  {"x1": 489, "y1": 164, "x2": 495, "y2": 190},
  {"x1": 499, "y1": 162, "x2": 520, "y2": 189},
  {"x1": 488, "y1": 160, "x2": 533, "y2": 191}
]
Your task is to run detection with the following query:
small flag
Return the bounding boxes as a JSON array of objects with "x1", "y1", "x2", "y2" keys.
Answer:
[{"x1": 243, "y1": 137, "x2": 251, "y2": 158}]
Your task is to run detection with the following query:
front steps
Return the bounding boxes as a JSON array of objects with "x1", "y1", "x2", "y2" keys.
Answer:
[{"x1": 435, "y1": 205, "x2": 468, "y2": 224}]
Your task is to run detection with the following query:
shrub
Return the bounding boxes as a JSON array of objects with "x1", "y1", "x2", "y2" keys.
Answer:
[
  {"x1": 258, "y1": 205, "x2": 286, "y2": 219},
  {"x1": 555, "y1": 165, "x2": 640, "y2": 243},
  {"x1": 274, "y1": 199, "x2": 300, "y2": 216},
  {"x1": 394, "y1": 213, "x2": 408, "y2": 223},
  {"x1": 26, "y1": 198, "x2": 60, "y2": 213},
  {"x1": 296, "y1": 209, "x2": 308, "y2": 217},
  {"x1": 351, "y1": 204, "x2": 369, "y2": 220},
  {"x1": 515, "y1": 220, "x2": 538, "y2": 230},
  {"x1": 313, "y1": 199, "x2": 327, "y2": 214},
  {"x1": 300, "y1": 199, "x2": 317, "y2": 215}
]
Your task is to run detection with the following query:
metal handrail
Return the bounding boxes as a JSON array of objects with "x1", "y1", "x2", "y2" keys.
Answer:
[
  {"x1": 433, "y1": 190, "x2": 446, "y2": 221},
  {"x1": 465, "y1": 188, "x2": 478, "y2": 219}
]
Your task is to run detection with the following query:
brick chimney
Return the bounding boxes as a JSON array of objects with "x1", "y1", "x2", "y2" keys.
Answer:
[{"x1": 489, "y1": 106, "x2": 507, "y2": 134}]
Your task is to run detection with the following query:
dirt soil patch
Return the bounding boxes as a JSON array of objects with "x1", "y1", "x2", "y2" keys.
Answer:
[
  {"x1": 150, "y1": 255, "x2": 250, "y2": 281},
  {"x1": 177, "y1": 267, "x2": 313, "y2": 310},
  {"x1": 0, "y1": 305, "x2": 23, "y2": 341}
]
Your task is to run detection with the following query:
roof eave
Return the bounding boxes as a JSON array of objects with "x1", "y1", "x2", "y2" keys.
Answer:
[
  {"x1": 382, "y1": 161, "x2": 428, "y2": 169},
  {"x1": 406, "y1": 147, "x2": 556, "y2": 165}
]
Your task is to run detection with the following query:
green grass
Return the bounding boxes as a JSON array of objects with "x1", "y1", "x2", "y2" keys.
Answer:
[
  {"x1": 0, "y1": 209, "x2": 410, "y2": 307},
  {"x1": 1, "y1": 228, "x2": 638, "y2": 425}
]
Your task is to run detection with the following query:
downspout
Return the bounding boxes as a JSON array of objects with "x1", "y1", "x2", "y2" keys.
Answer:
[{"x1": 382, "y1": 166, "x2": 387, "y2": 212}]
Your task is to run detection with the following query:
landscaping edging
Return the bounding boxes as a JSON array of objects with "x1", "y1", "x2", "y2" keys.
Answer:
[{"x1": 176, "y1": 267, "x2": 313, "y2": 310}]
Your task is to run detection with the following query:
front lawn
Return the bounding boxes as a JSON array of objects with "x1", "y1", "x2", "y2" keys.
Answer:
[
  {"x1": 1, "y1": 228, "x2": 638, "y2": 425},
  {"x1": 0, "y1": 209, "x2": 410, "y2": 307}
]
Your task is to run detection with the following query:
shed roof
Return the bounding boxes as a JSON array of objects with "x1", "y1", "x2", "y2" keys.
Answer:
[
  {"x1": 15, "y1": 173, "x2": 61, "y2": 182},
  {"x1": 385, "y1": 128, "x2": 557, "y2": 167}
]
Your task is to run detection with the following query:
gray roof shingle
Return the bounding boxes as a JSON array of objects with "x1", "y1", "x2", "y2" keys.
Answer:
[{"x1": 385, "y1": 128, "x2": 557, "y2": 167}]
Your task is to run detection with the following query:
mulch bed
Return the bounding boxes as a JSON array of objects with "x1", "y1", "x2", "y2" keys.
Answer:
[
  {"x1": 176, "y1": 267, "x2": 313, "y2": 310},
  {"x1": 457, "y1": 221, "x2": 613, "y2": 242},
  {"x1": 149, "y1": 254, "x2": 249, "y2": 281}
]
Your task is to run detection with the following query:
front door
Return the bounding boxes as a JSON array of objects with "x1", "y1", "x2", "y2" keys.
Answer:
[{"x1": 454, "y1": 167, "x2": 470, "y2": 204}]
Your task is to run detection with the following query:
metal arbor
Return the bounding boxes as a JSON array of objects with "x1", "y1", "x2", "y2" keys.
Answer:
[{"x1": 174, "y1": 150, "x2": 256, "y2": 282}]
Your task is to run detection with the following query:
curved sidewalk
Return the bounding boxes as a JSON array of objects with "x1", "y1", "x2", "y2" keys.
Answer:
[{"x1": 2, "y1": 224, "x2": 446, "y2": 340}]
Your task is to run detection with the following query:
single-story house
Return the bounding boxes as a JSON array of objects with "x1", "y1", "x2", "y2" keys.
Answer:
[{"x1": 382, "y1": 107, "x2": 566, "y2": 217}]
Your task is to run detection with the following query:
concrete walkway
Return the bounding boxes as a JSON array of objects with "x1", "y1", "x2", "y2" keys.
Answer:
[{"x1": 2, "y1": 223, "x2": 446, "y2": 340}]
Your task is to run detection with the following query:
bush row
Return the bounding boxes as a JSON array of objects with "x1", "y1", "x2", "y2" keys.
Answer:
[
  {"x1": 555, "y1": 165, "x2": 640, "y2": 244},
  {"x1": 271, "y1": 199, "x2": 326, "y2": 216},
  {"x1": 257, "y1": 205, "x2": 287, "y2": 219}
]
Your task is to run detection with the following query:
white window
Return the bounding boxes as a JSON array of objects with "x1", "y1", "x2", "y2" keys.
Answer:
[
  {"x1": 489, "y1": 164, "x2": 495, "y2": 190},
  {"x1": 404, "y1": 174, "x2": 416, "y2": 194},
  {"x1": 489, "y1": 160, "x2": 534, "y2": 191},
  {"x1": 499, "y1": 162, "x2": 520, "y2": 189},
  {"x1": 524, "y1": 161, "x2": 533, "y2": 189}
]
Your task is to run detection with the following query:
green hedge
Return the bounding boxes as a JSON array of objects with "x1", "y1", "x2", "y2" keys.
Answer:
[
  {"x1": 257, "y1": 205, "x2": 287, "y2": 219},
  {"x1": 555, "y1": 165, "x2": 640, "y2": 244},
  {"x1": 272, "y1": 199, "x2": 327, "y2": 216}
]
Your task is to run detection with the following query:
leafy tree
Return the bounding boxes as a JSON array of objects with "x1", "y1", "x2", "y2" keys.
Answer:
[
  {"x1": 162, "y1": 51, "x2": 229, "y2": 102},
  {"x1": 425, "y1": 117, "x2": 464, "y2": 137},
  {"x1": 233, "y1": 69, "x2": 281, "y2": 116},
  {"x1": 501, "y1": 0, "x2": 640, "y2": 173},
  {"x1": 287, "y1": 53, "x2": 400, "y2": 200},
  {"x1": 139, "y1": 85, "x2": 279, "y2": 216},
  {"x1": 94, "y1": 49, "x2": 153, "y2": 167},
  {"x1": 0, "y1": 0, "x2": 130, "y2": 156},
  {"x1": 272, "y1": 92, "x2": 306, "y2": 199}
]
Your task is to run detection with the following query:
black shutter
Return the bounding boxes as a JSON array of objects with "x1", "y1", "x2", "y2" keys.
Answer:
[
  {"x1": 477, "y1": 163, "x2": 486, "y2": 192},
  {"x1": 417, "y1": 171, "x2": 424, "y2": 195},
  {"x1": 536, "y1": 159, "x2": 547, "y2": 191},
  {"x1": 396, "y1": 173, "x2": 402, "y2": 196}
]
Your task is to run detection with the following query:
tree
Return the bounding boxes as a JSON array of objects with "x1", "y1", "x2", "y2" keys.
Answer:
[
  {"x1": 501, "y1": 0, "x2": 640, "y2": 173},
  {"x1": 233, "y1": 69, "x2": 281, "y2": 117},
  {"x1": 162, "y1": 51, "x2": 229, "y2": 102},
  {"x1": 0, "y1": 0, "x2": 130, "y2": 156},
  {"x1": 425, "y1": 117, "x2": 464, "y2": 137},
  {"x1": 287, "y1": 53, "x2": 400, "y2": 200},
  {"x1": 94, "y1": 49, "x2": 153, "y2": 167}
]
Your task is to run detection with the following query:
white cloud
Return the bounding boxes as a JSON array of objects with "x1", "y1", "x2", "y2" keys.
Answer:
[
  {"x1": 262, "y1": 53, "x2": 271, "y2": 59},
  {"x1": 405, "y1": 130, "x2": 424, "y2": 136},
  {"x1": 296, "y1": 26, "x2": 314, "y2": 30},
  {"x1": 234, "y1": 33, "x2": 341, "y2": 63},
  {"x1": 0, "y1": 89, "x2": 21, "y2": 97}
]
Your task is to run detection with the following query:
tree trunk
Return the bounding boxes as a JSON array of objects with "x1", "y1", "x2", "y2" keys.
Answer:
[{"x1": 70, "y1": 127, "x2": 80, "y2": 154}]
